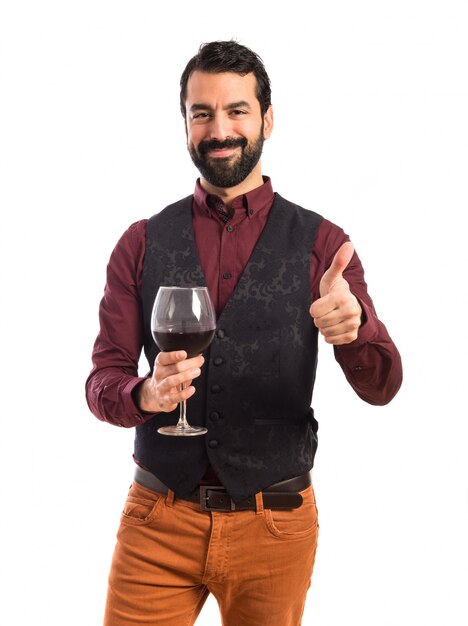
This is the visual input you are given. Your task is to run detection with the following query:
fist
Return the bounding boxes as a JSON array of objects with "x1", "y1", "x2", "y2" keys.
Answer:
[
  {"x1": 309, "y1": 242, "x2": 362, "y2": 345},
  {"x1": 136, "y1": 350, "x2": 204, "y2": 413}
]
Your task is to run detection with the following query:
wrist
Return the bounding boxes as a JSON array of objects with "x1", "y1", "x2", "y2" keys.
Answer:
[{"x1": 134, "y1": 378, "x2": 158, "y2": 414}]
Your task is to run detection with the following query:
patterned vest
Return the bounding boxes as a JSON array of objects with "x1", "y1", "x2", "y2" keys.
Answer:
[{"x1": 136, "y1": 193, "x2": 323, "y2": 502}]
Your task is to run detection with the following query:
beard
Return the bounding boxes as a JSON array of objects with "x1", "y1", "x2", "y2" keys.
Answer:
[{"x1": 188, "y1": 128, "x2": 264, "y2": 188}]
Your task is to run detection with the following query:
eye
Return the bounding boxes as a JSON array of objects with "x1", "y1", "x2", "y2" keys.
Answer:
[
  {"x1": 193, "y1": 112, "x2": 210, "y2": 120},
  {"x1": 230, "y1": 110, "x2": 246, "y2": 116}
]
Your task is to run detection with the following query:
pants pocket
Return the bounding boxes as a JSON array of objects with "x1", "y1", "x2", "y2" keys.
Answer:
[
  {"x1": 263, "y1": 486, "x2": 318, "y2": 539},
  {"x1": 120, "y1": 481, "x2": 165, "y2": 526}
]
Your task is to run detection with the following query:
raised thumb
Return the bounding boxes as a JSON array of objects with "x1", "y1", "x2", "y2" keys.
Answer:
[{"x1": 320, "y1": 241, "x2": 355, "y2": 296}]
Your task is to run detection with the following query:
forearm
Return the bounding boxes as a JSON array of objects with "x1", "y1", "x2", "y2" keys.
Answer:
[
  {"x1": 85, "y1": 219, "x2": 154, "y2": 427},
  {"x1": 333, "y1": 302, "x2": 402, "y2": 405},
  {"x1": 311, "y1": 219, "x2": 402, "y2": 405}
]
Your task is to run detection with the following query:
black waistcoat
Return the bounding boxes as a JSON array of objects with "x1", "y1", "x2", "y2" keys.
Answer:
[{"x1": 136, "y1": 193, "x2": 323, "y2": 502}]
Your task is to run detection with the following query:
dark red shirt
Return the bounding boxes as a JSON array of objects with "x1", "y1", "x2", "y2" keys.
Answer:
[{"x1": 86, "y1": 177, "x2": 402, "y2": 427}]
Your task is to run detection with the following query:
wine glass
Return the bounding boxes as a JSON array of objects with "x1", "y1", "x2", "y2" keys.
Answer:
[{"x1": 151, "y1": 286, "x2": 216, "y2": 436}]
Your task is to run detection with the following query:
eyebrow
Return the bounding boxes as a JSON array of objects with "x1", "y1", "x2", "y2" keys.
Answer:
[{"x1": 189, "y1": 100, "x2": 252, "y2": 113}]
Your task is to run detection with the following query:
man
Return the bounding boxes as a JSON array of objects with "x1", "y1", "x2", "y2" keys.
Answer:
[{"x1": 86, "y1": 40, "x2": 402, "y2": 626}]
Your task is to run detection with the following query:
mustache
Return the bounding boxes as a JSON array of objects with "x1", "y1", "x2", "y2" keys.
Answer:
[{"x1": 198, "y1": 136, "x2": 248, "y2": 155}]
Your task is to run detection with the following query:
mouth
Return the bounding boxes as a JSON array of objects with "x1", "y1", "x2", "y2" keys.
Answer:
[{"x1": 205, "y1": 147, "x2": 240, "y2": 159}]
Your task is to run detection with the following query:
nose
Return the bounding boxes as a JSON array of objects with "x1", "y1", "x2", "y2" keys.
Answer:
[{"x1": 207, "y1": 112, "x2": 233, "y2": 141}]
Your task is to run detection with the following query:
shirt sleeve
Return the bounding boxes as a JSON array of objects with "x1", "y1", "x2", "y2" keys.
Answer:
[
  {"x1": 311, "y1": 219, "x2": 403, "y2": 405},
  {"x1": 85, "y1": 219, "x2": 157, "y2": 427}
]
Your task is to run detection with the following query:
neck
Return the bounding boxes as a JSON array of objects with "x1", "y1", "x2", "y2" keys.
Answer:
[{"x1": 200, "y1": 163, "x2": 264, "y2": 207}]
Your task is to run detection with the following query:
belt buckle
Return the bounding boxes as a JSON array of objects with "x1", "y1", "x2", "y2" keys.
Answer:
[{"x1": 199, "y1": 485, "x2": 236, "y2": 512}]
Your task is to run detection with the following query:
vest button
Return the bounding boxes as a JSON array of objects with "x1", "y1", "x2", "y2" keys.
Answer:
[
  {"x1": 213, "y1": 357, "x2": 224, "y2": 366},
  {"x1": 211, "y1": 384, "x2": 222, "y2": 393},
  {"x1": 208, "y1": 439, "x2": 219, "y2": 448},
  {"x1": 210, "y1": 411, "x2": 220, "y2": 421},
  {"x1": 216, "y1": 329, "x2": 225, "y2": 339},
  {"x1": 226, "y1": 225, "x2": 234, "y2": 232}
]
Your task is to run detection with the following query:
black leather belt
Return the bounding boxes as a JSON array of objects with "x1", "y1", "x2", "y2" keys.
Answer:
[{"x1": 134, "y1": 466, "x2": 310, "y2": 512}]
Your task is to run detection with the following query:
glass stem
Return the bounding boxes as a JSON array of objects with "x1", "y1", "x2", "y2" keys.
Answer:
[{"x1": 178, "y1": 383, "x2": 188, "y2": 429}]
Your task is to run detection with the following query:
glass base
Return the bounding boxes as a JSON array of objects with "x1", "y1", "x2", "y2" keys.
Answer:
[{"x1": 157, "y1": 424, "x2": 207, "y2": 437}]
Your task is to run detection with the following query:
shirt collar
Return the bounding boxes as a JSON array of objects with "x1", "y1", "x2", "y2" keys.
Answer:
[{"x1": 193, "y1": 176, "x2": 274, "y2": 220}]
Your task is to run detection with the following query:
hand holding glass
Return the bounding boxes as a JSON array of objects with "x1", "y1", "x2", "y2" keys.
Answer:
[{"x1": 151, "y1": 286, "x2": 216, "y2": 436}]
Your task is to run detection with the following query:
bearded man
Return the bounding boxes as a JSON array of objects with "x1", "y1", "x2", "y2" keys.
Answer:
[{"x1": 86, "y1": 40, "x2": 402, "y2": 626}]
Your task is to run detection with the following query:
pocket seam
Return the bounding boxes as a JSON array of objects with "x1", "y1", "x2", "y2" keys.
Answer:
[
  {"x1": 263, "y1": 508, "x2": 317, "y2": 539},
  {"x1": 121, "y1": 493, "x2": 164, "y2": 526},
  {"x1": 263, "y1": 488, "x2": 318, "y2": 540}
]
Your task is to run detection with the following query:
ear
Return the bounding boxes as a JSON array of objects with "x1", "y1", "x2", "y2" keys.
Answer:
[
  {"x1": 263, "y1": 105, "x2": 274, "y2": 140},
  {"x1": 184, "y1": 117, "x2": 188, "y2": 137}
]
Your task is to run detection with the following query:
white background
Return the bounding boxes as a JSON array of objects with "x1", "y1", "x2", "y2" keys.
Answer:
[{"x1": 1, "y1": 1, "x2": 467, "y2": 624}]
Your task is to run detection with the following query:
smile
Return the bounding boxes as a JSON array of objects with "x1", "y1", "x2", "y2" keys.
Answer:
[{"x1": 205, "y1": 147, "x2": 240, "y2": 158}]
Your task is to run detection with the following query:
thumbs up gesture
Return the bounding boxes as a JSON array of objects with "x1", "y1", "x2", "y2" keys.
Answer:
[{"x1": 309, "y1": 242, "x2": 362, "y2": 345}]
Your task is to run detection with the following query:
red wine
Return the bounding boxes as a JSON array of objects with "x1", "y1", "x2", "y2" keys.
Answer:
[{"x1": 153, "y1": 329, "x2": 215, "y2": 357}]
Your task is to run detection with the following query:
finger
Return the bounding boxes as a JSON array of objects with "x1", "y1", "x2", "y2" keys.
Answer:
[
  {"x1": 313, "y1": 298, "x2": 361, "y2": 328},
  {"x1": 157, "y1": 379, "x2": 198, "y2": 411},
  {"x1": 160, "y1": 367, "x2": 202, "y2": 393},
  {"x1": 323, "y1": 330, "x2": 360, "y2": 345},
  {"x1": 155, "y1": 354, "x2": 204, "y2": 377},
  {"x1": 310, "y1": 290, "x2": 350, "y2": 319},
  {"x1": 311, "y1": 283, "x2": 361, "y2": 319},
  {"x1": 164, "y1": 383, "x2": 197, "y2": 405},
  {"x1": 318, "y1": 317, "x2": 361, "y2": 337},
  {"x1": 314, "y1": 313, "x2": 344, "y2": 331},
  {"x1": 156, "y1": 350, "x2": 188, "y2": 366},
  {"x1": 319, "y1": 242, "x2": 355, "y2": 298},
  {"x1": 310, "y1": 294, "x2": 336, "y2": 320},
  {"x1": 327, "y1": 241, "x2": 355, "y2": 283}
]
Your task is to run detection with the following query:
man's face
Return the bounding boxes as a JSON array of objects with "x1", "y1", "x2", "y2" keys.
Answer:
[{"x1": 185, "y1": 71, "x2": 273, "y2": 188}]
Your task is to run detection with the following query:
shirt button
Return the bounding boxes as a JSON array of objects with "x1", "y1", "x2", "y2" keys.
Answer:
[
  {"x1": 226, "y1": 225, "x2": 234, "y2": 232},
  {"x1": 222, "y1": 272, "x2": 232, "y2": 279},
  {"x1": 217, "y1": 329, "x2": 225, "y2": 339},
  {"x1": 211, "y1": 384, "x2": 222, "y2": 393},
  {"x1": 210, "y1": 411, "x2": 220, "y2": 421},
  {"x1": 249, "y1": 208, "x2": 254, "y2": 215},
  {"x1": 213, "y1": 357, "x2": 224, "y2": 366},
  {"x1": 208, "y1": 439, "x2": 219, "y2": 449}
]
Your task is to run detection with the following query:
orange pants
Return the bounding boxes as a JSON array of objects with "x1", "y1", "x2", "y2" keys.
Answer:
[{"x1": 104, "y1": 480, "x2": 319, "y2": 625}]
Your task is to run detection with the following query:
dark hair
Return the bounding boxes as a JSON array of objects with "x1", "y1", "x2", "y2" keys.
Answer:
[{"x1": 180, "y1": 40, "x2": 272, "y2": 118}]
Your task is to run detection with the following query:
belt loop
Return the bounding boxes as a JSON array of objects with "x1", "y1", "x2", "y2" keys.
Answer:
[
  {"x1": 255, "y1": 492, "x2": 264, "y2": 514},
  {"x1": 166, "y1": 489, "x2": 175, "y2": 507}
]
